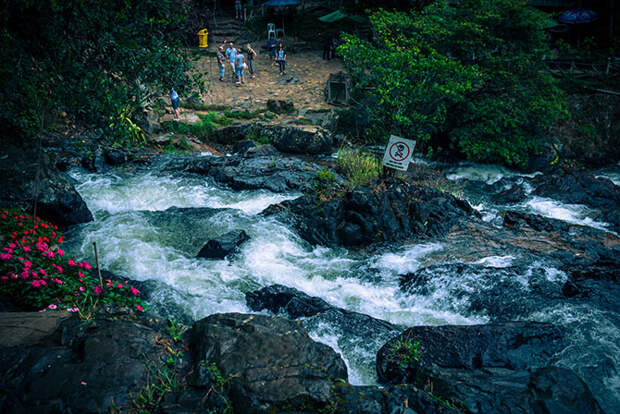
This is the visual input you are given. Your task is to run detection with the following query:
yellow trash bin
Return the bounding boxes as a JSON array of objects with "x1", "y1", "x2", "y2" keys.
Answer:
[{"x1": 198, "y1": 29, "x2": 208, "y2": 48}]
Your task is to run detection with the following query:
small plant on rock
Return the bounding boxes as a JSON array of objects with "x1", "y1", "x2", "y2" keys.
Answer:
[{"x1": 389, "y1": 336, "x2": 422, "y2": 369}]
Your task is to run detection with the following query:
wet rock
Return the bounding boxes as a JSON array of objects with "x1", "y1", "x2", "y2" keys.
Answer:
[
  {"x1": 190, "y1": 313, "x2": 347, "y2": 413},
  {"x1": 156, "y1": 153, "x2": 338, "y2": 193},
  {"x1": 246, "y1": 143, "x2": 279, "y2": 157},
  {"x1": 0, "y1": 147, "x2": 93, "y2": 227},
  {"x1": 266, "y1": 99, "x2": 295, "y2": 114},
  {"x1": 246, "y1": 284, "x2": 397, "y2": 337},
  {"x1": 0, "y1": 311, "x2": 71, "y2": 347},
  {"x1": 0, "y1": 317, "x2": 165, "y2": 413},
  {"x1": 268, "y1": 124, "x2": 332, "y2": 155},
  {"x1": 491, "y1": 184, "x2": 526, "y2": 204},
  {"x1": 104, "y1": 148, "x2": 131, "y2": 166},
  {"x1": 232, "y1": 139, "x2": 256, "y2": 154},
  {"x1": 376, "y1": 322, "x2": 602, "y2": 413},
  {"x1": 533, "y1": 172, "x2": 620, "y2": 231},
  {"x1": 197, "y1": 229, "x2": 250, "y2": 259},
  {"x1": 267, "y1": 179, "x2": 476, "y2": 248}
]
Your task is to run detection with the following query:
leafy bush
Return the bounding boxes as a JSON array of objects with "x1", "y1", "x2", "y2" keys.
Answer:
[
  {"x1": 0, "y1": 0, "x2": 203, "y2": 144},
  {"x1": 336, "y1": 147, "x2": 383, "y2": 186},
  {"x1": 0, "y1": 209, "x2": 145, "y2": 315},
  {"x1": 312, "y1": 168, "x2": 342, "y2": 202},
  {"x1": 338, "y1": 0, "x2": 567, "y2": 167},
  {"x1": 162, "y1": 113, "x2": 230, "y2": 141},
  {"x1": 389, "y1": 337, "x2": 422, "y2": 369}
]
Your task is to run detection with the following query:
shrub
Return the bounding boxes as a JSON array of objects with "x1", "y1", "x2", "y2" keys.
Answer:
[
  {"x1": 0, "y1": 209, "x2": 145, "y2": 315},
  {"x1": 337, "y1": 147, "x2": 382, "y2": 187},
  {"x1": 389, "y1": 336, "x2": 422, "y2": 369}
]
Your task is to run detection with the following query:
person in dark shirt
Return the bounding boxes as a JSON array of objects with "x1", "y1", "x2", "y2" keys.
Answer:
[
  {"x1": 246, "y1": 44, "x2": 257, "y2": 78},
  {"x1": 267, "y1": 34, "x2": 277, "y2": 62}
]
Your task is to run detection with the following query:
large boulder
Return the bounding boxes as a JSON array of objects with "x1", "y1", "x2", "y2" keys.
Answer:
[
  {"x1": 0, "y1": 148, "x2": 93, "y2": 227},
  {"x1": 267, "y1": 124, "x2": 332, "y2": 155},
  {"x1": 266, "y1": 179, "x2": 476, "y2": 248},
  {"x1": 190, "y1": 313, "x2": 347, "y2": 413},
  {"x1": 197, "y1": 229, "x2": 250, "y2": 259},
  {"x1": 266, "y1": 99, "x2": 295, "y2": 114},
  {"x1": 376, "y1": 322, "x2": 603, "y2": 413},
  {"x1": 0, "y1": 317, "x2": 166, "y2": 413}
]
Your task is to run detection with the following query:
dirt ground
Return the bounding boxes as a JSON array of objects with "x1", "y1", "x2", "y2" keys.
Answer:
[{"x1": 194, "y1": 50, "x2": 343, "y2": 111}]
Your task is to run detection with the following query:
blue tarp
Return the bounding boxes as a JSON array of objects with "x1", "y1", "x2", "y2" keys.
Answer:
[{"x1": 263, "y1": 0, "x2": 300, "y2": 6}]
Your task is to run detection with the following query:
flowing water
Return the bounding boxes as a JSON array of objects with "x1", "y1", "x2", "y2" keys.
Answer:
[{"x1": 64, "y1": 159, "x2": 620, "y2": 411}]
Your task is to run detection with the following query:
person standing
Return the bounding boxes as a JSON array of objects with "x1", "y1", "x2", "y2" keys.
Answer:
[
  {"x1": 267, "y1": 34, "x2": 277, "y2": 62},
  {"x1": 170, "y1": 87, "x2": 180, "y2": 121},
  {"x1": 235, "y1": 49, "x2": 245, "y2": 85},
  {"x1": 235, "y1": 0, "x2": 242, "y2": 20},
  {"x1": 276, "y1": 43, "x2": 286, "y2": 75},
  {"x1": 216, "y1": 46, "x2": 226, "y2": 82},
  {"x1": 225, "y1": 42, "x2": 237, "y2": 81},
  {"x1": 322, "y1": 35, "x2": 332, "y2": 60},
  {"x1": 246, "y1": 43, "x2": 256, "y2": 78}
]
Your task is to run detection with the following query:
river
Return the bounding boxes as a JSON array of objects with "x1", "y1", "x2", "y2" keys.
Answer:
[{"x1": 63, "y1": 156, "x2": 619, "y2": 412}]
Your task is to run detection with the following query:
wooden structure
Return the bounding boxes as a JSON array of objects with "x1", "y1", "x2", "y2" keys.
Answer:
[{"x1": 326, "y1": 72, "x2": 352, "y2": 104}]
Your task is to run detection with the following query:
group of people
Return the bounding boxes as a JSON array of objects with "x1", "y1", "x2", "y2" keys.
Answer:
[
  {"x1": 217, "y1": 41, "x2": 257, "y2": 85},
  {"x1": 216, "y1": 38, "x2": 288, "y2": 85}
]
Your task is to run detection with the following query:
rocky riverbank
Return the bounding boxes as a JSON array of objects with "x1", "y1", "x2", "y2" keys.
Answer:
[{"x1": 1, "y1": 134, "x2": 619, "y2": 412}]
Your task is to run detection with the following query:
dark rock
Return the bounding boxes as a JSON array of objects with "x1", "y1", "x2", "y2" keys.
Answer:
[
  {"x1": 104, "y1": 148, "x2": 131, "y2": 165},
  {"x1": 382, "y1": 384, "x2": 462, "y2": 414},
  {"x1": 80, "y1": 150, "x2": 105, "y2": 172},
  {"x1": 197, "y1": 229, "x2": 250, "y2": 259},
  {"x1": 266, "y1": 179, "x2": 476, "y2": 248},
  {"x1": 156, "y1": 153, "x2": 340, "y2": 193},
  {"x1": 269, "y1": 124, "x2": 332, "y2": 155},
  {"x1": 375, "y1": 322, "x2": 603, "y2": 414},
  {"x1": 0, "y1": 148, "x2": 93, "y2": 227},
  {"x1": 246, "y1": 143, "x2": 279, "y2": 157},
  {"x1": 0, "y1": 312, "x2": 71, "y2": 347},
  {"x1": 0, "y1": 317, "x2": 165, "y2": 413},
  {"x1": 533, "y1": 172, "x2": 620, "y2": 231},
  {"x1": 491, "y1": 184, "x2": 526, "y2": 204},
  {"x1": 232, "y1": 139, "x2": 256, "y2": 154},
  {"x1": 267, "y1": 99, "x2": 295, "y2": 114},
  {"x1": 190, "y1": 313, "x2": 347, "y2": 413},
  {"x1": 377, "y1": 322, "x2": 564, "y2": 384}
]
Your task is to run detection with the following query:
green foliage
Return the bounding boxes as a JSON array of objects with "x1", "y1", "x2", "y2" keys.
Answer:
[
  {"x1": 336, "y1": 147, "x2": 382, "y2": 187},
  {"x1": 0, "y1": 0, "x2": 204, "y2": 144},
  {"x1": 165, "y1": 318, "x2": 188, "y2": 343},
  {"x1": 389, "y1": 336, "x2": 422, "y2": 369},
  {"x1": 131, "y1": 358, "x2": 181, "y2": 413},
  {"x1": 313, "y1": 168, "x2": 342, "y2": 202},
  {"x1": 162, "y1": 113, "x2": 229, "y2": 141},
  {"x1": 338, "y1": 0, "x2": 567, "y2": 167},
  {"x1": 246, "y1": 129, "x2": 271, "y2": 145}
]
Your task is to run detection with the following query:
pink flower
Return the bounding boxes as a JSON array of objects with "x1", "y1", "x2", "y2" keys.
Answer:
[
  {"x1": 40, "y1": 268, "x2": 47, "y2": 276},
  {"x1": 24, "y1": 260, "x2": 32, "y2": 268},
  {"x1": 23, "y1": 246, "x2": 31, "y2": 252},
  {"x1": 79, "y1": 286, "x2": 85, "y2": 291},
  {"x1": 20, "y1": 271, "x2": 29, "y2": 279},
  {"x1": 80, "y1": 381, "x2": 87, "y2": 386},
  {"x1": 83, "y1": 262, "x2": 92, "y2": 270},
  {"x1": 48, "y1": 304, "x2": 57, "y2": 310},
  {"x1": 67, "y1": 308, "x2": 78, "y2": 313},
  {"x1": 136, "y1": 304, "x2": 144, "y2": 311},
  {"x1": 131, "y1": 286, "x2": 140, "y2": 296},
  {"x1": 0, "y1": 253, "x2": 11, "y2": 260},
  {"x1": 56, "y1": 266, "x2": 63, "y2": 273},
  {"x1": 116, "y1": 284, "x2": 123, "y2": 289},
  {"x1": 55, "y1": 279, "x2": 63, "y2": 285},
  {"x1": 17, "y1": 256, "x2": 24, "y2": 261},
  {"x1": 10, "y1": 273, "x2": 18, "y2": 279},
  {"x1": 40, "y1": 280, "x2": 47, "y2": 286},
  {"x1": 9, "y1": 243, "x2": 16, "y2": 249},
  {"x1": 68, "y1": 259, "x2": 76, "y2": 266},
  {"x1": 38, "y1": 309, "x2": 46, "y2": 312},
  {"x1": 94, "y1": 286, "x2": 102, "y2": 294},
  {"x1": 31, "y1": 280, "x2": 40, "y2": 287},
  {"x1": 1, "y1": 276, "x2": 7, "y2": 280},
  {"x1": 57, "y1": 248, "x2": 64, "y2": 256}
]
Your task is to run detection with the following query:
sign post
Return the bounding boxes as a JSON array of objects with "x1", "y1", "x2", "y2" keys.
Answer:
[{"x1": 382, "y1": 135, "x2": 416, "y2": 172}]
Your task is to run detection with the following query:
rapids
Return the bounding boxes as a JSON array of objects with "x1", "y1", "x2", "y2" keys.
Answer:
[{"x1": 63, "y1": 159, "x2": 619, "y2": 411}]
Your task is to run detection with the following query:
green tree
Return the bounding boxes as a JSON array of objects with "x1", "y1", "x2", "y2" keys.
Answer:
[
  {"x1": 338, "y1": 0, "x2": 566, "y2": 167},
  {"x1": 0, "y1": 0, "x2": 203, "y2": 144}
]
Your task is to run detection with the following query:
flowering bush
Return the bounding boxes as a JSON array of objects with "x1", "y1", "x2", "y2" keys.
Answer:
[{"x1": 0, "y1": 209, "x2": 145, "y2": 315}]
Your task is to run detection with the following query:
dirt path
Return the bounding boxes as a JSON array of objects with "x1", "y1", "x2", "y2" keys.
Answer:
[{"x1": 195, "y1": 50, "x2": 343, "y2": 112}]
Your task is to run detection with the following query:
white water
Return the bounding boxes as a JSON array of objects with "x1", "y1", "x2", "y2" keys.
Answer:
[{"x1": 64, "y1": 164, "x2": 620, "y2": 410}]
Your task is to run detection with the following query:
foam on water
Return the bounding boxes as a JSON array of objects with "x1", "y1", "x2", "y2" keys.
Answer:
[
  {"x1": 523, "y1": 196, "x2": 611, "y2": 230},
  {"x1": 70, "y1": 170, "x2": 299, "y2": 216},
  {"x1": 445, "y1": 162, "x2": 541, "y2": 184}
]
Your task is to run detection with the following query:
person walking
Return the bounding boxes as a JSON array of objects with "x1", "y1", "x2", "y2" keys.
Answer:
[
  {"x1": 216, "y1": 46, "x2": 226, "y2": 82},
  {"x1": 235, "y1": 49, "x2": 245, "y2": 85},
  {"x1": 225, "y1": 42, "x2": 237, "y2": 81},
  {"x1": 170, "y1": 87, "x2": 180, "y2": 121},
  {"x1": 246, "y1": 43, "x2": 256, "y2": 78},
  {"x1": 276, "y1": 43, "x2": 286, "y2": 75}
]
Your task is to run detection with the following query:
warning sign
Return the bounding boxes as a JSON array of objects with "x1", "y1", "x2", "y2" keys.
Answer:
[{"x1": 382, "y1": 135, "x2": 416, "y2": 171}]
